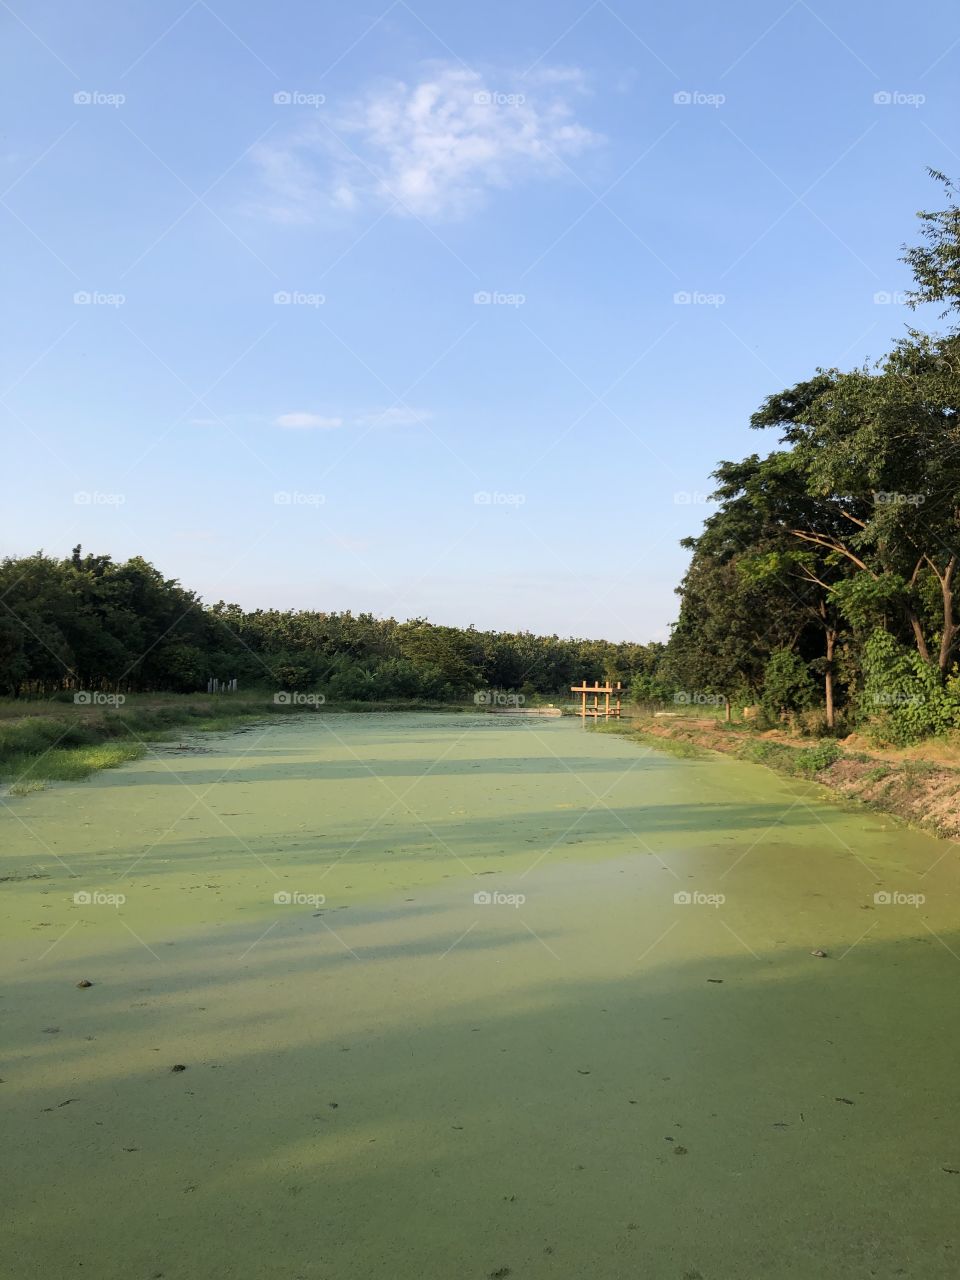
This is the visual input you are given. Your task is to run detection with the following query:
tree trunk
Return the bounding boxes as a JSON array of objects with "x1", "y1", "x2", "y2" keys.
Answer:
[
  {"x1": 907, "y1": 608, "x2": 931, "y2": 664},
  {"x1": 817, "y1": 597, "x2": 836, "y2": 730},
  {"x1": 938, "y1": 557, "x2": 957, "y2": 674}
]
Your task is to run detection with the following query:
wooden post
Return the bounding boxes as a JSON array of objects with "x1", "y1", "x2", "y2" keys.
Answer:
[{"x1": 571, "y1": 680, "x2": 620, "y2": 725}]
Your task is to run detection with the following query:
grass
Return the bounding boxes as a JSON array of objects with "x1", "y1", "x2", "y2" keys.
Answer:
[
  {"x1": 4, "y1": 742, "x2": 146, "y2": 791},
  {"x1": 794, "y1": 741, "x2": 842, "y2": 776},
  {"x1": 864, "y1": 765, "x2": 892, "y2": 784},
  {"x1": 590, "y1": 723, "x2": 706, "y2": 758},
  {"x1": 597, "y1": 720, "x2": 845, "y2": 776},
  {"x1": 0, "y1": 691, "x2": 487, "y2": 794}
]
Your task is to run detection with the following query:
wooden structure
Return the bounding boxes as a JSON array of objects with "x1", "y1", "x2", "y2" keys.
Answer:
[{"x1": 571, "y1": 680, "x2": 622, "y2": 723}]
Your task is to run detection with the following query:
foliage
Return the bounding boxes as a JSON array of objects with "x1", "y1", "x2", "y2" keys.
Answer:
[
  {"x1": 629, "y1": 672, "x2": 671, "y2": 703},
  {"x1": 0, "y1": 548, "x2": 665, "y2": 704},
  {"x1": 761, "y1": 649, "x2": 816, "y2": 721},
  {"x1": 861, "y1": 629, "x2": 957, "y2": 745},
  {"x1": 794, "y1": 741, "x2": 841, "y2": 775}
]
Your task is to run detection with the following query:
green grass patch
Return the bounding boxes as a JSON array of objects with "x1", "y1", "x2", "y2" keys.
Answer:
[
  {"x1": 739, "y1": 740, "x2": 797, "y2": 770},
  {"x1": 900, "y1": 759, "x2": 937, "y2": 779},
  {"x1": 737, "y1": 738, "x2": 840, "y2": 776},
  {"x1": 794, "y1": 741, "x2": 842, "y2": 776},
  {"x1": 3, "y1": 741, "x2": 145, "y2": 788},
  {"x1": 7, "y1": 779, "x2": 47, "y2": 796},
  {"x1": 590, "y1": 724, "x2": 705, "y2": 758}
]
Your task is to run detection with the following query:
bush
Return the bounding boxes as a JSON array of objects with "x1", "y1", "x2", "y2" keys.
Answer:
[
  {"x1": 861, "y1": 629, "x2": 954, "y2": 745},
  {"x1": 795, "y1": 741, "x2": 841, "y2": 775},
  {"x1": 761, "y1": 649, "x2": 816, "y2": 723},
  {"x1": 739, "y1": 737, "x2": 838, "y2": 776},
  {"x1": 630, "y1": 673, "x2": 671, "y2": 703}
]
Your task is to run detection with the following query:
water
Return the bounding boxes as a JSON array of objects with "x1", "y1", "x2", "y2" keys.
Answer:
[{"x1": 3, "y1": 713, "x2": 959, "y2": 1278}]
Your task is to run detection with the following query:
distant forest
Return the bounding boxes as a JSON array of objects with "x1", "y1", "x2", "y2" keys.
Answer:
[{"x1": 0, "y1": 546, "x2": 662, "y2": 703}]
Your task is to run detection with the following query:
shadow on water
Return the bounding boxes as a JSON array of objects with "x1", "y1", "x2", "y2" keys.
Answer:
[
  {"x1": 91, "y1": 752, "x2": 681, "y2": 787},
  {"x1": 5, "y1": 905, "x2": 960, "y2": 1280},
  {"x1": 10, "y1": 802, "x2": 846, "y2": 904}
]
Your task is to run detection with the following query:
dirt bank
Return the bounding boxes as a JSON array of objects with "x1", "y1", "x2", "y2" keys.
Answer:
[{"x1": 603, "y1": 718, "x2": 960, "y2": 842}]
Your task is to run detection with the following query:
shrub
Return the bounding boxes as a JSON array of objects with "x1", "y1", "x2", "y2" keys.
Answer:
[
  {"x1": 795, "y1": 741, "x2": 841, "y2": 775},
  {"x1": 761, "y1": 649, "x2": 816, "y2": 723},
  {"x1": 862, "y1": 629, "x2": 954, "y2": 745}
]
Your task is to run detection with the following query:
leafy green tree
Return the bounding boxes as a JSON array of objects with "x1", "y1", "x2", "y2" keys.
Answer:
[
  {"x1": 862, "y1": 629, "x2": 956, "y2": 744},
  {"x1": 760, "y1": 649, "x2": 816, "y2": 723}
]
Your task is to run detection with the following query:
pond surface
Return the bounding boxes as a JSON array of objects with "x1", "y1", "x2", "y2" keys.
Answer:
[{"x1": 3, "y1": 712, "x2": 960, "y2": 1278}]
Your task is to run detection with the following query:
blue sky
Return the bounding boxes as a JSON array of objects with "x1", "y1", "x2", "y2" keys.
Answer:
[{"x1": 2, "y1": 0, "x2": 957, "y2": 641}]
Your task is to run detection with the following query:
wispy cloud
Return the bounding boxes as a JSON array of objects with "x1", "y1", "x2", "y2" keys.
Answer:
[
  {"x1": 252, "y1": 64, "x2": 600, "y2": 222},
  {"x1": 274, "y1": 412, "x2": 343, "y2": 429},
  {"x1": 273, "y1": 407, "x2": 430, "y2": 429}
]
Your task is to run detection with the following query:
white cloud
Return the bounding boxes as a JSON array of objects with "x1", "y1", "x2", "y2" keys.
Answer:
[
  {"x1": 274, "y1": 412, "x2": 343, "y2": 429},
  {"x1": 252, "y1": 64, "x2": 600, "y2": 222}
]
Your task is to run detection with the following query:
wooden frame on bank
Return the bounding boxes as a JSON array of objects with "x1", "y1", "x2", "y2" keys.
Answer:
[{"x1": 571, "y1": 680, "x2": 622, "y2": 723}]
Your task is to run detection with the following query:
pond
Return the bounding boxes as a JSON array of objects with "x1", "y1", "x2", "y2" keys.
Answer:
[{"x1": 3, "y1": 712, "x2": 959, "y2": 1278}]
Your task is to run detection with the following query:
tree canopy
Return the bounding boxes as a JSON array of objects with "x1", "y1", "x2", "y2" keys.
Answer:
[{"x1": 0, "y1": 547, "x2": 660, "y2": 702}]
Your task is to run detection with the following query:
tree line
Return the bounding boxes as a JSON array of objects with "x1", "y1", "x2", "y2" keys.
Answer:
[
  {"x1": 660, "y1": 171, "x2": 960, "y2": 744},
  {"x1": 0, "y1": 546, "x2": 662, "y2": 703}
]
